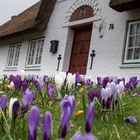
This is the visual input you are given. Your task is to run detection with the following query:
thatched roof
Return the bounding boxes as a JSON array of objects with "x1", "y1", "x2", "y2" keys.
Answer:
[
  {"x1": 109, "y1": 0, "x2": 140, "y2": 12},
  {"x1": 0, "y1": 0, "x2": 57, "y2": 39}
]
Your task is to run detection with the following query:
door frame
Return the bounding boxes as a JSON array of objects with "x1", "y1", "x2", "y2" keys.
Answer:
[{"x1": 68, "y1": 24, "x2": 93, "y2": 74}]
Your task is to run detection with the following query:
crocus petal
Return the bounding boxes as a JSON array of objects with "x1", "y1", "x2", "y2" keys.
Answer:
[
  {"x1": 102, "y1": 77, "x2": 109, "y2": 88},
  {"x1": 116, "y1": 81, "x2": 124, "y2": 94},
  {"x1": 34, "y1": 80, "x2": 42, "y2": 95},
  {"x1": 66, "y1": 95, "x2": 75, "y2": 113},
  {"x1": 55, "y1": 72, "x2": 66, "y2": 89},
  {"x1": 60, "y1": 106, "x2": 71, "y2": 138},
  {"x1": 22, "y1": 90, "x2": 35, "y2": 107},
  {"x1": 66, "y1": 73, "x2": 75, "y2": 88},
  {"x1": 12, "y1": 100, "x2": 20, "y2": 120},
  {"x1": 75, "y1": 73, "x2": 82, "y2": 84},
  {"x1": 61, "y1": 99, "x2": 71, "y2": 112},
  {"x1": 20, "y1": 69, "x2": 25, "y2": 81},
  {"x1": 86, "y1": 79, "x2": 92, "y2": 89},
  {"x1": 47, "y1": 84, "x2": 55, "y2": 99},
  {"x1": 132, "y1": 93, "x2": 140, "y2": 96},
  {"x1": 124, "y1": 116, "x2": 137, "y2": 124},
  {"x1": 28, "y1": 106, "x2": 40, "y2": 140},
  {"x1": 22, "y1": 80, "x2": 28, "y2": 92},
  {"x1": 13, "y1": 75, "x2": 22, "y2": 89},
  {"x1": 0, "y1": 95, "x2": 8, "y2": 109},
  {"x1": 85, "y1": 103, "x2": 94, "y2": 133},
  {"x1": 42, "y1": 112, "x2": 52, "y2": 140},
  {"x1": 88, "y1": 90, "x2": 100, "y2": 102},
  {"x1": 81, "y1": 134, "x2": 97, "y2": 140},
  {"x1": 72, "y1": 133, "x2": 96, "y2": 140},
  {"x1": 72, "y1": 132, "x2": 82, "y2": 140},
  {"x1": 9, "y1": 98, "x2": 18, "y2": 120},
  {"x1": 43, "y1": 75, "x2": 48, "y2": 82}
]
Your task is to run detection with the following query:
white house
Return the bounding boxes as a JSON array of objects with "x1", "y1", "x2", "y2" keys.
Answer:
[{"x1": 0, "y1": 0, "x2": 140, "y2": 78}]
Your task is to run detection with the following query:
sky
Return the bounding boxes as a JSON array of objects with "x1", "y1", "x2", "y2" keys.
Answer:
[{"x1": 0, "y1": 0, "x2": 40, "y2": 25}]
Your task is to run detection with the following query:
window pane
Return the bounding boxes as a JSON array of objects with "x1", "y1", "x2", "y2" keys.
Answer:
[
  {"x1": 136, "y1": 23, "x2": 140, "y2": 34},
  {"x1": 35, "y1": 41, "x2": 40, "y2": 64},
  {"x1": 7, "y1": 44, "x2": 20, "y2": 67},
  {"x1": 127, "y1": 49, "x2": 133, "y2": 60},
  {"x1": 130, "y1": 24, "x2": 137, "y2": 35},
  {"x1": 26, "y1": 38, "x2": 44, "y2": 66},
  {"x1": 38, "y1": 40, "x2": 44, "y2": 64},
  {"x1": 14, "y1": 45, "x2": 20, "y2": 66},
  {"x1": 134, "y1": 48, "x2": 140, "y2": 59},
  {"x1": 136, "y1": 35, "x2": 140, "y2": 46},
  {"x1": 128, "y1": 36, "x2": 135, "y2": 47}
]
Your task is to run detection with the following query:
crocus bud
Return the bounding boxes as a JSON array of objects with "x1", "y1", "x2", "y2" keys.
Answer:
[
  {"x1": 85, "y1": 103, "x2": 94, "y2": 133},
  {"x1": 0, "y1": 95, "x2": 8, "y2": 109},
  {"x1": 46, "y1": 84, "x2": 55, "y2": 100},
  {"x1": 9, "y1": 98, "x2": 20, "y2": 120},
  {"x1": 42, "y1": 112, "x2": 52, "y2": 140},
  {"x1": 28, "y1": 106, "x2": 40, "y2": 140},
  {"x1": 34, "y1": 80, "x2": 42, "y2": 95},
  {"x1": 20, "y1": 70, "x2": 25, "y2": 81},
  {"x1": 22, "y1": 90, "x2": 35, "y2": 108}
]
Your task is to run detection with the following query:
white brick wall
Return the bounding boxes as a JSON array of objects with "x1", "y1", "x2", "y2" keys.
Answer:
[{"x1": 0, "y1": 0, "x2": 140, "y2": 79}]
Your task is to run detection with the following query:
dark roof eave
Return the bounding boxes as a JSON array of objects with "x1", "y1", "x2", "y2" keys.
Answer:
[
  {"x1": 0, "y1": 26, "x2": 45, "y2": 40},
  {"x1": 109, "y1": 0, "x2": 140, "y2": 12}
]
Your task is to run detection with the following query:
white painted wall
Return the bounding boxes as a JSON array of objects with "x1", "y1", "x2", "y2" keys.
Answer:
[{"x1": 0, "y1": 0, "x2": 140, "y2": 79}]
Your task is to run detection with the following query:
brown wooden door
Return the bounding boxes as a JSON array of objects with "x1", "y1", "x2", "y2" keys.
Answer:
[{"x1": 69, "y1": 26, "x2": 92, "y2": 74}]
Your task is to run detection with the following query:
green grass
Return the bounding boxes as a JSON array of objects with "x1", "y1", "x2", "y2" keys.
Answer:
[{"x1": 0, "y1": 80, "x2": 140, "y2": 140}]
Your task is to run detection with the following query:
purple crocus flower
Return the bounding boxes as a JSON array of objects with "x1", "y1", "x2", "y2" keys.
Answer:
[
  {"x1": 125, "y1": 82, "x2": 133, "y2": 91},
  {"x1": 75, "y1": 73, "x2": 82, "y2": 84},
  {"x1": 22, "y1": 80, "x2": 28, "y2": 92},
  {"x1": 22, "y1": 90, "x2": 35, "y2": 108},
  {"x1": 65, "y1": 95, "x2": 75, "y2": 113},
  {"x1": 46, "y1": 84, "x2": 55, "y2": 100},
  {"x1": 13, "y1": 75, "x2": 22, "y2": 89},
  {"x1": 28, "y1": 106, "x2": 40, "y2": 140},
  {"x1": 88, "y1": 90, "x2": 100, "y2": 102},
  {"x1": 124, "y1": 116, "x2": 137, "y2": 124},
  {"x1": 132, "y1": 93, "x2": 140, "y2": 96},
  {"x1": 97, "y1": 76, "x2": 102, "y2": 86},
  {"x1": 81, "y1": 134, "x2": 96, "y2": 140},
  {"x1": 86, "y1": 79, "x2": 92, "y2": 89},
  {"x1": 61, "y1": 99, "x2": 71, "y2": 113},
  {"x1": 0, "y1": 95, "x2": 8, "y2": 109},
  {"x1": 102, "y1": 77, "x2": 109, "y2": 88},
  {"x1": 125, "y1": 76, "x2": 139, "y2": 90},
  {"x1": 12, "y1": 100, "x2": 20, "y2": 120},
  {"x1": 60, "y1": 96, "x2": 75, "y2": 138},
  {"x1": 43, "y1": 75, "x2": 48, "y2": 82},
  {"x1": 9, "y1": 98, "x2": 20, "y2": 120},
  {"x1": 42, "y1": 112, "x2": 52, "y2": 140},
  {"x1": 130, "y1": 76, "x2": 139, "y2": 87},
  {"x1": 9, "y1": 75, "x2": 14, "y2": 82},
  {"x1": 85, "y1": 102, "x2": 94, "y2": 133},
  {"x1": 34, "y1": 80, "x2": 42, "y2": 95},
  {"x1": 60, "y1": 106, "x2": 71, "y2": 138},
  {"x1": 72, "y1": 133, "x2": 96, "y2": 140}
]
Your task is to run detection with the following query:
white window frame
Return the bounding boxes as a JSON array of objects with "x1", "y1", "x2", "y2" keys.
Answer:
[
  {"x1": 26, "y1": 38, "x2": 44, "y2": 67},
  {"x1": 6, "y1": 43, "x2": 21, "y2": 68},
  {"x1": 123, "y1": 20, "x2": 140, "y2": 64}
]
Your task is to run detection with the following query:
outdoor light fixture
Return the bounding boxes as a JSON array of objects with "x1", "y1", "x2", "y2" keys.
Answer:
[
  {"x1": 50, "y1": 40, "x2": 59, "y2": 54},
  {"x1": 57, "y1": 54, "x2": 62, "y2": 71},
  {"x1": 89, "y1": 50, "x2": 96, "y2": 69}
]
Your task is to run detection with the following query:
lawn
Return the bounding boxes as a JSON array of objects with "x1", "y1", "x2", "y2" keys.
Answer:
[{"x1": 0, "y1": 73, "x2": 140, "y2": 140}]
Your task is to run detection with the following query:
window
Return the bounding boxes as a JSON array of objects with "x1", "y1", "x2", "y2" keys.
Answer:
[
  {"x1": 123, "y1": 20, "x2": 140, "y2": 63},
  {"x1": 26, "y1": 38, "x2": 44, "y2": 67},
  {"x1": 7, "y1": 43, "x2": 21, "y2": 68}
]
